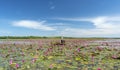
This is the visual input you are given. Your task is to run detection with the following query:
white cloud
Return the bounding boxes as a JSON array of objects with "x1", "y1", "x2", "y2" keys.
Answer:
[
  {"x1": 90, "y1": 16, "x2": 120, "y2": 29},
  {"x1": 62, "y1": 28, "x2": 120, "y2": 37},
  {"x1": 48, "y1": 23, "x2": 71, "y2": 26},
  {"x1": 57, "y1": 16, "x2": 120, "y2": 37},
  {"x1": 12, "y1": 20, "x2": 55, "y2": 31}
]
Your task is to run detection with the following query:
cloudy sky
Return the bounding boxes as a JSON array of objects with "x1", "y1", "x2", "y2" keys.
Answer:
[{"x1": 0, "y1": 0, "x2": 120, "y2": 37}]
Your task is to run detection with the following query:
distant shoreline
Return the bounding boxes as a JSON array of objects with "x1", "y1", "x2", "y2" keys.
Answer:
[{"x1": 0, "y1": 36, "x2": 120, "y2": 39}]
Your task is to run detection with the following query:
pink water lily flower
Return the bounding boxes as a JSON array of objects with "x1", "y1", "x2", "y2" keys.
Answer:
[
  {"x1": 22, "y1": 59, "x2": 25, "y2": 63},
  {"x1": 97, "y1": 68, "x2": 101, "y2": 70},
  {"x1": 16, "y1": 63, "x2": 19, "y2": 69},
  {"x1": 77, "y1": 48, "x2": 81, "y2": 52},
  {"x1": 112, "y1": 55, "x2": 117, "y2": 59},
  {"x1": 9, "y1": 60, "x2": 13, "y2": 64},
  {"x1": 9, "y1": 58, "x2": 13, "y2": 64},
  {"x1": 49, "y1": 64, "x2": 54, "y2": 69}
]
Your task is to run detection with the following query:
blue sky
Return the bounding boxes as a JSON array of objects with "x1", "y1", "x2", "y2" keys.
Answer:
[{"x1": 0, "y1": 0, "x2": 120, "y2": 37}]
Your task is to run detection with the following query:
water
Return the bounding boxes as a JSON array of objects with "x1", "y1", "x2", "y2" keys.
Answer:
[{"x1": 0, "y1": 40, "x2": 32, "y2": 44}]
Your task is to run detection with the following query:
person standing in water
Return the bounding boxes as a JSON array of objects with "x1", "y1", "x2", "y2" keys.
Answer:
[{"x1": 61, "y1": 36, "x2": 65, "y2": 45}]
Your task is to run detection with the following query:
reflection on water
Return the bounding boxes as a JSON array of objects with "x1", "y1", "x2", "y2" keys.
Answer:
[
  {"x1": 91, "y1": 39, "x2": 120, "y2": 49},
  {"x1": 0, "y1": 41, "x2": 32, "y2": 44}
]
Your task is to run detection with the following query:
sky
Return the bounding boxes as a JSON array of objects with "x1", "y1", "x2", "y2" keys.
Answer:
[{"x1": 0, "y1": 0, "x2": 120, "y2": 37}]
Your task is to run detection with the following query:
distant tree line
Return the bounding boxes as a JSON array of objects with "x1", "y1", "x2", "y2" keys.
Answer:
[
  {"x1": 0, "y1": 36, "x2": 75, "y2": 39},
  {"x1": 0, "y1": 36, "x2": 118, "y2": 39}
]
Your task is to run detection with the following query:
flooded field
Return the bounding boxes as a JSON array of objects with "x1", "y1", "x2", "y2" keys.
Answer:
[{"x1": 0, "y1": 39, "x2": 120, "y2": 70}]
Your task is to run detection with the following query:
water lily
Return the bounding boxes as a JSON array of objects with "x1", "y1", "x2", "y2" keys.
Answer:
[
  {"x1": 32, "y1": 58, "x2": 36, "y2": 63},
  {"x1": 9, "y1": 58, "x2": 13, "y2": 64},
  {"x1": 15, "y1": 63, "x2": 19, "y2": 69},
  {"x1": 33, "y1": 55, "x2": 39, "y2": 59},
  {"x1": 49, "y1": 63, "x2": 56, "y2": 69},
  {"x1": 96, "y1": 46, "x2": 103, "y2": 51},
  {"x1": 10, "y1": 63, "x2": 16, "y2": 68},
  {"x1": 111, "y1": 55, "x2": 117, "y2": 59},
  {"x1": 97, "y1": 68, "x2": 101, "y2": 70},
  {"x1": 48, "y1": 56, "x2": 53, "y2": 59},
  {"x1": 77, "y1": 48, "x2": 81, "y2": 52},
  {"x1": 75, "y1": 57, "x2": 81, "y2": 61},
  {"x1": 22, "y1": 59, "x2": 25, "y2": 63}
]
